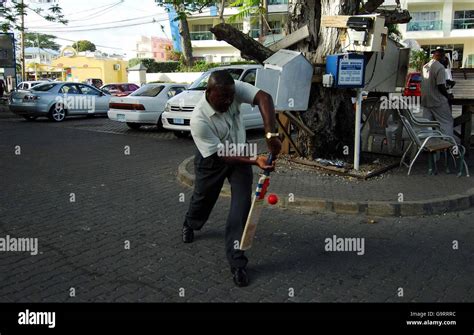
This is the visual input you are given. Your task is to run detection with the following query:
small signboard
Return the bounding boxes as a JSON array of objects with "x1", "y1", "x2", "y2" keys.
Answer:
[
  {"x1": 326, "y1": 53, "x2": 366, "y2": 88},
  {"x1": 338, "y1": 58, "x2": 365, "y2": 87},
  {"x1": 0, "y1": 33, "x2": 16, "y2": 68}
]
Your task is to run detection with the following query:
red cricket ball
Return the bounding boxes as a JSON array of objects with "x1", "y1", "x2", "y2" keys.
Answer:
[{"x1": 268, "y1": 194, "x2": 278, "y2": 205}]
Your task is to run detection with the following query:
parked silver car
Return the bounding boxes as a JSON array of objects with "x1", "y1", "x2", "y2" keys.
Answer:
[{"x1": 9, "y1": 82, "x2": 111, "y2": 121}]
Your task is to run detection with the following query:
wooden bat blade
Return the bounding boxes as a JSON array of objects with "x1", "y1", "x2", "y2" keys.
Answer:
[{"x1": 239, "y1": 173, "x2": 270, "y2": 250}]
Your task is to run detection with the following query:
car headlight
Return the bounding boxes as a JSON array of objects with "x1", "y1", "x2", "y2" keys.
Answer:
[{"x1": 165, "y1": 103, "x2": 171, "y2": 113}]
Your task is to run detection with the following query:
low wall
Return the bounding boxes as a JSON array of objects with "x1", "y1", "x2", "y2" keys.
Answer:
[{"x1": 145, "y1": 72, "x2": 203, "y2": 84}]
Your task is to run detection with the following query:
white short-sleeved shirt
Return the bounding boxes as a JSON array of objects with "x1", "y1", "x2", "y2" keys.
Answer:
[{"x1": 190, "y1": 80, "x2": 260, "y2": 158}]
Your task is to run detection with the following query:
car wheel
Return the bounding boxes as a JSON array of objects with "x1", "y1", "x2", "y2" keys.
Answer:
[
  {"x1": 22, "y1": 115, "x2": 37, "y2": 121},
  {"x1": 173, "y1": 131, "x2": 190, "y2": 138},
  {"x1": 156, "y1": 115, "x2": 164, "y2": 131},
  {"x1": 127, "y1": 122, "x2": 142, "y2": 130},
  {"x1": 48, "y1": 104, "x2": 67, "y2": 122}
]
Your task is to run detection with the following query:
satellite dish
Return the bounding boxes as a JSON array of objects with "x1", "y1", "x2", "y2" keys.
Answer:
[{"x1": 402, "y1": 39, "x2": 421, "y2": 51}]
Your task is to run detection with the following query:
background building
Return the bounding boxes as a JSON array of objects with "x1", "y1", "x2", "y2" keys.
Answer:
[
  {"x1": 399, "y1": 0, "x2": 474, "y2": 68},
  {"x1": 136, "y1": 36, "x2": 173, "y2": 62},
  {"x1": 168, "y1": 1, "x2": 289, "y2": 63},
  {"x1": 52, "y1": 47, "x2": 128, "y2": 84},
  {"x1": 23, "y1": 47, "x2": 60, "y2": 80}
]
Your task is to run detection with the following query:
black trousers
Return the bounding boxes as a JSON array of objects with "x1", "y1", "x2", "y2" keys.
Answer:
[{"x1": 184, "y1": 150, "x2": 253, "y2": 269}]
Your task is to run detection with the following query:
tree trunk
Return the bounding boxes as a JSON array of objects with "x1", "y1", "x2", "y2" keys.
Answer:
[
  {"x1": 218, "y1": 0, "x2": 226, "y2": 24},
  {"x1": 210, "y1": 23, "x2": 274, "y2": 63},
  {"x1": 288, "y1": 0, "x2": 360, "y2": 159},
  {"x1": 173, "y1": 3, "x2": 194, "y2": 67},
  {"x1": 260, "y1": 0, "x2": 269, "y2": 41},
  {"x1": 210, "y1": 0, "x2": 410, "y2": 159}
]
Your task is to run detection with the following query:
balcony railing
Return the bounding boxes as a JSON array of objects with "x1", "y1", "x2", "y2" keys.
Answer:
[
  {"x1": 407, "y1": 20, "x2": 443, "y2": 31},
  {"x1": 453, "y1": 18, "x2": 474, "y2": 30},
  {"x1": 190, "y1": 31, "x2": 214, "y2": 41}
]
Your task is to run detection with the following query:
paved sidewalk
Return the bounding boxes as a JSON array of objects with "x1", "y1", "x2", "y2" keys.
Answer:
[{"x1": 179, "y1": 152, "x2": 474, "y2": 216}]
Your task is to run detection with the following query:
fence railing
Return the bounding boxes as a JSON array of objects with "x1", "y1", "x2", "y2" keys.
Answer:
[{"x1": 407, "y1": 20, "x2": 443, "y2": 31}]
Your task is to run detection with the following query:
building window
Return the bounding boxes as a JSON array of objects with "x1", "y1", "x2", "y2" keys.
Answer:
[
  {"x1": 453, "y1": 10, "x2": 474, "y2": 29},
  {"x1": 407, "y1": 11, "x2": 442, "y2": 31},
  {"x1": 466, "y1": 55, "x2": 474, "y2": 68},
  {"x1": 221, "y1": 56, "x2": 235, "y2": 63},
  {"x1": 190, "y1": 24, "x2": 214, "y2": 40},
  {"x1": 229, "y1": 23, "x2": 243, "y2": 31}
]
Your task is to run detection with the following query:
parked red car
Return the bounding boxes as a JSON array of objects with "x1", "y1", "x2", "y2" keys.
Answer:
[
  {"x1": 100, "y1": 83, "x2": 140, "y2": 97},
  {"x1": 403, "y1": 72, "x2": 422, "y2": 97}
]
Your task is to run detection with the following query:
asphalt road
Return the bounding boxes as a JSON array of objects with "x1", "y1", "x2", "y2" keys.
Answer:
[{"x1": 0, "y1": 116, "x2": 473, "y2": 302}]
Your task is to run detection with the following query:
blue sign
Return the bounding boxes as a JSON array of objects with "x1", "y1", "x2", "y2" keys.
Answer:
[
  {"x1": 326, "y1": 53, "x2": 366, "y2": 88},
  {"x1": 166, "y1": 4, "x2": 182, "y2": 52}
]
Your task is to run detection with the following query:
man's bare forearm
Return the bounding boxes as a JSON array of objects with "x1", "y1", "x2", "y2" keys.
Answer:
[{"x1": 221, "y1": 156, "x2": 257, "y2": 166}]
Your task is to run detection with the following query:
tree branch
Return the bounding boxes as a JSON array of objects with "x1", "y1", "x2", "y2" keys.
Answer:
[
  {"x1": 210, "y1": 23, "x2": 274, "y2": 64},
  {"x1": 377, "y1": 9, "x2": 412, "y2": 24},
  {"x1": 360, "y1": 0, "x2": 384, "y2": 13}
]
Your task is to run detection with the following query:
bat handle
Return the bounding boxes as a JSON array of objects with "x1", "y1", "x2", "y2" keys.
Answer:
[{"x1": 263, "y1": 153, "x2": 273, "y2": 176}]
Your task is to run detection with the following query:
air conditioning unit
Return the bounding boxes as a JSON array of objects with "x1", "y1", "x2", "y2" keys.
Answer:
[{"x1": 113, "y1": 64, "x2": 121, "y2": 71}]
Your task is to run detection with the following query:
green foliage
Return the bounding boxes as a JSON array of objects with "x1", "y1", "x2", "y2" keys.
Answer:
[
  {"x1": 179, "y1": 60, "x2": 257, "y2": 72},
  {"x1": 155, "y1": 0, "x2": 219, "y2": 17},
  {"x1": 128, "y1": 58, "x2": 256, "y2": 74},
  {"x1": 165, "y1": 46, "x2": 182, "y2": 62},
  {"x1": 128, "y1": 58, "x2": 181, "y2": 73},
  {"x1": 72, "y1": 40, "x2": 96, "y2": 52},
  {"x1": 410, "y1": 49, "x2": 429, "y2": 72},
  {"x1": 1, "y1": 0, "x2": 67, "y2": 33},
  {"x1": 179, "y1": 60, "x2": 219, "y2": 72},
  {"x1": 228, "y1": 0, "x2": 263, "y2": 24},
  {"x1": 24, "y1": 33, "x2": 60, "y2": 51},
  {"x1": 387, "y1": 23, "x2": 402, "y2": 42}
]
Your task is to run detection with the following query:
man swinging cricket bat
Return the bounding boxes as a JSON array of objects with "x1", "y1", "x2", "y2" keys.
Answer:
[{"x1": 182, "y1": 70, "x2": 281, "y2": 287}]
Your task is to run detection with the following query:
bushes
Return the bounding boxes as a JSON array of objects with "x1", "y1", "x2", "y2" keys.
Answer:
[
  {"x1": 128, "y1": 58, "x2": 257, "y2": 73},
  {"x1": 128, "y1": 58, "x2": 180, "y2": 73}
]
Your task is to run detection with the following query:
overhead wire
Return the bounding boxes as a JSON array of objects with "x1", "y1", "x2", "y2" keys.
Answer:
[{"x1": 25, "y1": 0, "x2": 124, "y2": 26}]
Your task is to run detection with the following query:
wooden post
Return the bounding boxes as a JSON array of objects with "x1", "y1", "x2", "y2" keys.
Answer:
[
  {"x1": 461, "y1": 104, "x2": 472, "y2": 155},
  {"x1": 277, "y1": 113, "x2": 291, "y2": 154}
]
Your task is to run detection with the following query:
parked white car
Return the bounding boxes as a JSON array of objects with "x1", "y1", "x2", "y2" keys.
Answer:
[
  {"x1": 162, "y1": 65, "x2": 264, "y2": 138},
  {"x1": 107, "y1": 83, "x2": 187, "y2": 130},
  {"x1": 17, "y1": 81, "x2": 49, "y2": 91}
]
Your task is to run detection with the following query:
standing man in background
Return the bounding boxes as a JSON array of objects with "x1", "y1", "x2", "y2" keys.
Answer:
[{"x1": 421, "y1": 47, "x2": 455, "y2": 139}]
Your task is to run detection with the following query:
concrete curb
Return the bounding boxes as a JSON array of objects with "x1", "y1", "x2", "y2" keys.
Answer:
[{"x1": 178, "y1": 155, "x2": 474, "y2": 217}]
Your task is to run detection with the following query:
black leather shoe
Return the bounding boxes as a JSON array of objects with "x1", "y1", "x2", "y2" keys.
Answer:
[
  {"x1": 231, "y1": 267, "x2": 249, "y2": 287},
  {"x1": 182, "y1": 225, "x2": 194, "y2": 243}
]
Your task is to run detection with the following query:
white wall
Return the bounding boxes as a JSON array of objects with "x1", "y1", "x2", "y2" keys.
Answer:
[{"x1": 144, "y1": 72, "x2": 203, "y2": 84}]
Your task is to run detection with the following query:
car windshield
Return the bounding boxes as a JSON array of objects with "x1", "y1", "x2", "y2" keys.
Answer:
[
  {"x1": 187, "y1": 69, "x2": 244, "y2": 90},
  {"x1": 31, "y1": 83, "x2": 58, "y2": 92},
  {"x1": 410, "y1": 74, "x2": 422, "y2": 83},
  {"x1": 130, "y1": 85, "x2": 164, "y2": 97}
]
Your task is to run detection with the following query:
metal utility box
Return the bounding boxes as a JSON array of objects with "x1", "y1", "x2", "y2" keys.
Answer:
[
  {"x1": 325, "y1": 53, "x2": 366, "y2": 88},
  {"x1": 363, "y1": 38, "x2": 410, "y2": 92},
  {"x1": 346, "y1": 15, "x2": 386, "y2": 53},
  {"x1": 255, "y1": 49, "x2": 313, "y2": 111}
]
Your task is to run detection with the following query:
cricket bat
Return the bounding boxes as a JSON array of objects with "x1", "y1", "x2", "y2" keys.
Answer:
[{"x1": 239, "y1": 154, "x2": 273, "y2": 250}]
